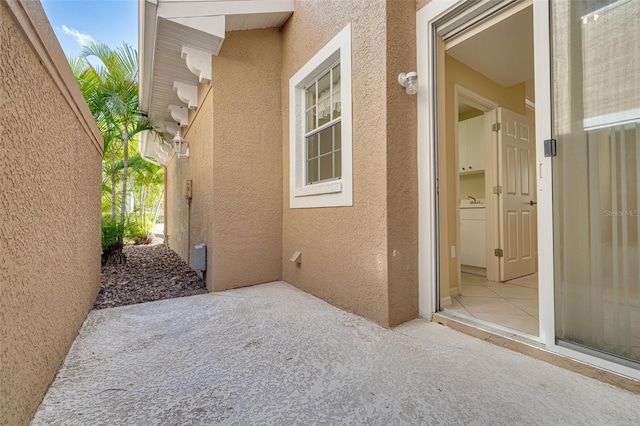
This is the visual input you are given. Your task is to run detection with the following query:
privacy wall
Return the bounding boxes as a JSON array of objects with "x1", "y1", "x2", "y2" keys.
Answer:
[{"x1": 0, "y1": 1, "x2": 103, "y2": 424}]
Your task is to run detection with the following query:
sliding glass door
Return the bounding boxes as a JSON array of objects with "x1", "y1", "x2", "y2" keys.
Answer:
[{"x1": 551, "y1": 0, "x2": 640, "y2": 364}]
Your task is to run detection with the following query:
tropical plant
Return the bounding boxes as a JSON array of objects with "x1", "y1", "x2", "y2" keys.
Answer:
[
  {"x1": 71, "y1": 43, "x2": 164, "y2": 264},
  {"x1": 101, "y1": 216, "x2": 125, "y2": 265}
]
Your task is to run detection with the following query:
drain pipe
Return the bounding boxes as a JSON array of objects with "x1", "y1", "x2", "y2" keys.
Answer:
[{"x1": 185, "y1": 179, "x2": 192, "y2": 266}]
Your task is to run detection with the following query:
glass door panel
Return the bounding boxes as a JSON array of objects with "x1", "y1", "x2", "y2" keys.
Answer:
[{"x1": 551, "y1": 0, "x2": 640, "y2": 364}]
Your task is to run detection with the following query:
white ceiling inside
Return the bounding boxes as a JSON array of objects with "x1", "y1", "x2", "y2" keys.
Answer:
[{"x1": 446, "y1": 5, "x2": 533, "y2": 88}]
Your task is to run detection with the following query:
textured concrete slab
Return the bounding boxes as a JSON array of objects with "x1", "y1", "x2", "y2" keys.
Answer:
[{"x1": 33, "y1": 282, "x2": 640, "y2": 425}]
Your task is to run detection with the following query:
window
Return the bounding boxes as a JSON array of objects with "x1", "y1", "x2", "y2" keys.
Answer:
[{"x1": 289, "y1": 24, "x2": 352, "y2": 208}]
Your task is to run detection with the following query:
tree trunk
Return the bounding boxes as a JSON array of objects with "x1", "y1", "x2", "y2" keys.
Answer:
[
  {"x1": 120, "y1": 134, "x2": 129, "y2": 226},
  {"x1": 111, "y1": 149, "x2": 116, "y2": 221}
]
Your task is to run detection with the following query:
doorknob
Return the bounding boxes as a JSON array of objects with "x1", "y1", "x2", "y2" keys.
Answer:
[{"x1": 530, "y1": 200, "x2": 537, "y2": 205}]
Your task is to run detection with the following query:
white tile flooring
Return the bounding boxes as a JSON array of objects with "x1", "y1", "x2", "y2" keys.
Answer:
[{"x1": 446, "y1": 272, "x2": 539, "y2": 336}]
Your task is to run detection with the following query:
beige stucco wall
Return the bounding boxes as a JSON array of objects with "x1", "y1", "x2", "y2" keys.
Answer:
[
  {"x1": 0, "y1": 1, "x2": 103, "y2": 424},
  {"x1": 166, "y1": 29, "x2": 282, "y2": 291},
  {"x1": 385, "y1": 0, "x2": 419, "y2": 326},
  {"x1": 281, "y1": 0, "x2": 418, "y2": 327},
  {"x1": 165, "y1": 86, "x2": 214, "y2": 287}
]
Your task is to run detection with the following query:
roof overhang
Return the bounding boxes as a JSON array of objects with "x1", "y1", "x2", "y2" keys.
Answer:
[{"x1": 139, "y1": 0, "x2": 294, "y2": 165}]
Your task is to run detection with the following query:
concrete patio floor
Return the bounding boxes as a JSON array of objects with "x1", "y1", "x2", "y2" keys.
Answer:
[{"x1": 33, "y1": 282, "x2": 640, "y2": 425}]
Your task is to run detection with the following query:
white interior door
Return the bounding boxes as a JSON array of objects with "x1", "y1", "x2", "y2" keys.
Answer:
[{"x1": 499, "y1": 107, "x2": 536, "y2": 281}]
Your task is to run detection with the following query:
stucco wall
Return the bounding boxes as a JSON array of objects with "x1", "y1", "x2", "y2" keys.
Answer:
[
  {"x1": 166, "y1": 85, "x2": 214, "y2": 288},
  {"x1": 281, "y1": 0, "x2": 418, "y2": 327},
  {"x1": 208, "y1": 29, "x2": 283, "y2": 290},
  {"x1": 0, "y1": 2, "x2": 103, "y2": 424},
  {"x1": 167, "y1": 29, "x2": 283, "y2": 291},
  {"x1": 385, "y1": 0, "x2": 419, "y2": 326}
]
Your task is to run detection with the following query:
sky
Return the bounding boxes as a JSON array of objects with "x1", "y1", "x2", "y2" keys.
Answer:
[{"x1": 41, "y1": 0, "x2": 138, "y2": 59}]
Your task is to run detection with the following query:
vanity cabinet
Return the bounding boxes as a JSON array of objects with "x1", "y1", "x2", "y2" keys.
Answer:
[
  {"x1": 458, "y1": 115, "x2": 485, "y2": 174},
  {"x1": 460, "y1": 206, "x2": 486, "y2": 268}
]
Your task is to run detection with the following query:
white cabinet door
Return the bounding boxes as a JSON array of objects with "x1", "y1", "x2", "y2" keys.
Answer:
[
  {"x1": 458, "y1": 120, "x2": 468, "y2": 173},
  {"x1": 466, "y1": 116, "x2": 485, "y2": 173},
  {"x1": 460, "y1": 207, "x2": 486, "y2": 268},
  {"x1": 458, "y1": 116, "x2": 485, "y2": 173}
]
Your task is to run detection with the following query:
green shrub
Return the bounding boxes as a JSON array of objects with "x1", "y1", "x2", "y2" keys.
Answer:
[
  {"x1": 125, "y1": 218, "x2": 153, "y2": 245},
  {"x1": 101, "y1": 217, "x2": 125, "y2": 265}
]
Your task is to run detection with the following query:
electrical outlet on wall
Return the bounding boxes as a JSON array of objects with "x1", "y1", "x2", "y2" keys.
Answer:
[{"x1": 450, "y1": 246, "x2": 456, "y2": 258}]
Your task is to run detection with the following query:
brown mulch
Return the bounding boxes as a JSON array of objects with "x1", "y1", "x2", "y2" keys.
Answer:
[{"x1": 95, "y1": 243, "x2": 208, "y2": 310}]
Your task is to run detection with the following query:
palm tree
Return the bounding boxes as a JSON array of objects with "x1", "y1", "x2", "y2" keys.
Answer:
[{"x1": 71, "y1": 43, "x2": 163, "y2": 263}]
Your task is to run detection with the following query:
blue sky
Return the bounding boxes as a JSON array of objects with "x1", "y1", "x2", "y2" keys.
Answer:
[{"x1": 41, "y1": 0, "x2": 138, "y2": 59}]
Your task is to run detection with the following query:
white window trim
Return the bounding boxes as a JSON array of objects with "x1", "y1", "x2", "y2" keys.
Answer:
[{"x1": 289, "y1": 23, "x2": 352, "y2": 208}]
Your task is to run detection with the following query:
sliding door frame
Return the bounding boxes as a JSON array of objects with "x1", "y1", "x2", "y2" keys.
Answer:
[{"x1": 416, "y1": 0, "x2": 640, "y2": 381}]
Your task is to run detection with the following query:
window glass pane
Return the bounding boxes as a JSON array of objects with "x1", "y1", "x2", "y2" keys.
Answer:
[
  {"x1": 334, "y1": 122, "x2": 342, "y2": 150},
  {"x1": 335, "y1": 150, "x2": 342, "y2": 178},
  {"x1": 306, "y1": 107, "x2": 316, "y2": 132},
  {"x1": 319, "y1": 154, "x2": 333, "y2": 181},
  {"x1": 318, "y1": 71, "x2": 330, "y2": 97},
  {"x1": 306, "y1": 83, "x2": 316, "y2": 109},
  {"x1": 319, "y1": 127, "x2": 333, "y2": 155},
  {"x1": 306, "y1": 158, "x2": 318, "y2": 184},
  {"x1": 332, "y1": 90, "x2": 341, "y2": 119},
  {"x1": 318, "y1": 72, "x2": 331, "y2": 127},
  {"x1": 332, "y1": 64, "x2": 341, "y2": 92},
  {"x1": 306, "y1": 134, "x2": 318, "y2": 160}
]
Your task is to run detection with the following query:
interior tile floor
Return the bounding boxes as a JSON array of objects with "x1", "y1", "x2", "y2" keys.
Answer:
[{"x1": 446, "y1": 272, "x2": 539, "y2": 336}]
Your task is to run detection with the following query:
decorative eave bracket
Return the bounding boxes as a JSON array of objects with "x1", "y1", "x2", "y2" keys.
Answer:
[
  {"x1": 164, "y1": 120, "x2": 180, "y2": 137},
  {"x1": 173, "y1": 82, "x2": 199, "y2": 109},
  {"x1": 181, "y1": 46, "x2": 213, "y2": 84},
  {"x1": 168, "y1": 104, "x2": 189, "y2": 127}
]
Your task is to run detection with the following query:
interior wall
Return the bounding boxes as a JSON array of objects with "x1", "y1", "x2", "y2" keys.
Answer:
[
  {"x1": 1, "y1": 2, "x2": 102, "y2": 423},
  {"x1": 441, "y1": 53, "x2": 527, "y2": 295},
  {"x1": 460, "y1": 173, "x2": 486, "y2": 200}
]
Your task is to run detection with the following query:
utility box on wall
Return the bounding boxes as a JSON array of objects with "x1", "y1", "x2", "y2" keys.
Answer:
[{"x1": 193, "y1": 243, "x2": 207, "y2": 271}]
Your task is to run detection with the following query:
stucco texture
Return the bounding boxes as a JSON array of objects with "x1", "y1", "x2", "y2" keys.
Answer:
[
  {"x1": 281, "y1": 0, "x2": 418, "y2": 327},
  {"x1": 0, "y1": 2, "x2": 102, "y2": 424},
  {"x1": 166, "y1": 29, "x2": 282, "y2": 291}
]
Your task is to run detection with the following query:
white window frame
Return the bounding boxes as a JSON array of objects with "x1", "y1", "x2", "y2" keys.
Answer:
[{"x1": 289, "y1": 23, "x2": 352, "y2": 208}]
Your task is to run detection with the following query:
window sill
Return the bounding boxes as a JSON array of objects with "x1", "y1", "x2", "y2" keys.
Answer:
[{"x1": 294, "y1": 180, "x2": 342, "y2": 197}]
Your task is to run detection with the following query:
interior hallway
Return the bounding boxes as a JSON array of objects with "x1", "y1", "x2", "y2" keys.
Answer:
[
  {"x1": 32, "y1": 281, "x2": 640, "y2": 424},
  {"x1": 447, "y1": 272, "x2": 539, "y2": 336}
]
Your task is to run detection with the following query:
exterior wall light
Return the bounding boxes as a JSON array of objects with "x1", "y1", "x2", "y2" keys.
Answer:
[
  {"x1": 398, "y1": 72, "x2": 418, "y2": 95},
  {"x1": 172, "y1": 129, "x2": 190, "y2": 158}
]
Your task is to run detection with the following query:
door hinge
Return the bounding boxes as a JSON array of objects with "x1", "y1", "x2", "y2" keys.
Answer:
[
  {"x1": 493, "y1": 185, "x2": 502, "y2": 195},
  {"x1": 544, "y1": 138, "x2": 557, "y2": 157},
  {"x1": 492, "y1": 122, "x2": 501, "y2": 132},
  {"x1": 494, "y1": 248, "x2": 504, "y2": 258}
]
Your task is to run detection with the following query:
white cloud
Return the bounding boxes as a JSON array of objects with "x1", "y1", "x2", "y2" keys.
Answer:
[{"x1": 61, "y1": 25, "x2": 95, "y2": 47}]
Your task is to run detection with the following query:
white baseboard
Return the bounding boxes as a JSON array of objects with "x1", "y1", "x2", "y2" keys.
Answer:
[
  {"x1": 449, "y1": 287, "x2": 459, "y2": 297},
  {"x1": 440, "y1": 296, "x2": 452, "y2": 307}
]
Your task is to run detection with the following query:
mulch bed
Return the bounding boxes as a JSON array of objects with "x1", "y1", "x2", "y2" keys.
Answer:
[{"x1": 95, "y1": 242, "x2": 208, "y2": 310}]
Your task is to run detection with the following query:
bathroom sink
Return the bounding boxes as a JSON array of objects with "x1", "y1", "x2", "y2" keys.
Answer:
[{"x1": 460, "y1": 199, "x2": 485, "y2": 208}]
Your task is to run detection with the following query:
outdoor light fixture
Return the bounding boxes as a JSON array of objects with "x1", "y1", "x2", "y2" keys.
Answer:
[
  {"x1": 172, "y1": 129, "x2": 189, "y2": 158},
  {"x1": 398, "y1": 72, "x2": 418, "y2": 95}
]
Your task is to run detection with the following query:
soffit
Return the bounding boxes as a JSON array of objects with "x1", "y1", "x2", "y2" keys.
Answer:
[{"x1": 139, "y1": 0, "x2": 293, "y2": 164}]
